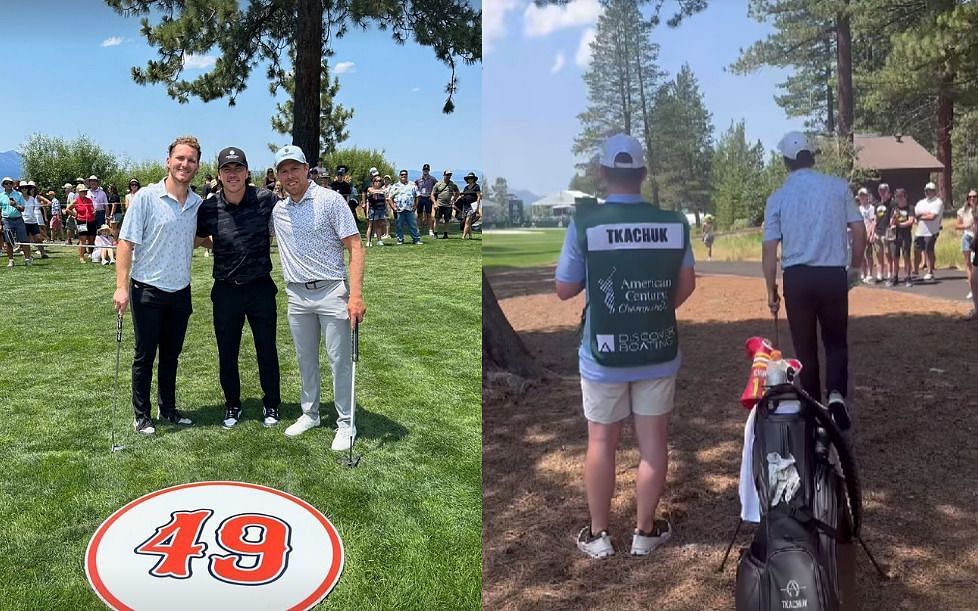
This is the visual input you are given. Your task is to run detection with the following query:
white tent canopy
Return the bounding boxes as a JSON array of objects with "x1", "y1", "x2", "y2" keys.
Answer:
[{"x1": 529, "y1": 190, "x2": 594, "y2": 208}]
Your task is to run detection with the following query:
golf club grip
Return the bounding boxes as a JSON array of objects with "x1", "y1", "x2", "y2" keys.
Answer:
[
  {"x1": 116, "y1": 314, "x2": 123, "y2": 342},
  {"x1": 352, "y1": 321, "x2": 359, "y2": 362}
]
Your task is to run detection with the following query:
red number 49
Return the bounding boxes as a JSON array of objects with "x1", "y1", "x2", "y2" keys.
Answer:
[{"x1": 134, "y1": 510, "x2": 292, "y2": 585}]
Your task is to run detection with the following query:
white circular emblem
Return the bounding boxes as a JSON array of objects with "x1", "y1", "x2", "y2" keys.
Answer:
[
  {"x1": 85, "y1": 481, "x2": 344, "y2": 610},
  {"x1": 229, "y1": 150, "x2": 236, "y2": 156}
]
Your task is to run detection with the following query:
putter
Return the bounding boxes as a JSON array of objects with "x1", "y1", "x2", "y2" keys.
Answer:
[
  {"x1": 338, "y1": 320, "x2": 361, "y2": 468},
  {"x1": 110, "y1": 313, "x2": 125, "y2": 453}
]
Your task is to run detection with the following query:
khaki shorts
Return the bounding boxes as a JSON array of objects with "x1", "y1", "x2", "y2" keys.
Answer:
[{"x1": 581, "y1": 375, "x2": 677, "y2": 424}]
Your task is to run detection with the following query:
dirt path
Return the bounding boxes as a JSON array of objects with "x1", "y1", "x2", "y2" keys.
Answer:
[{"x1": 484, "y1": 271, "x2": 978, "y2": 611}]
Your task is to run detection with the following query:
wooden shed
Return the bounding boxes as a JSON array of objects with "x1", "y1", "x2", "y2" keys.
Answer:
[{"x1": 854, "y1": 135, "x2": 944, "y2": 205}]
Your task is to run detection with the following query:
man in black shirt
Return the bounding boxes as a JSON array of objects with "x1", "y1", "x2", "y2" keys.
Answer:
[
  {"x1": 196, "y1": 146, "x2": 281, "y2": 429},
  {"x1": 330, "y1": 165, "x2": 357, "y2": 220}
]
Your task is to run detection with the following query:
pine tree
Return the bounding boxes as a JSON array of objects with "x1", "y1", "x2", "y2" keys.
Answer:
[
  {"x1": 269, "y1": 62, "x2": 353, "y2": 159},
  {"x1": 711, "y1": 120, "x2": 766, "y2": 228},
  {"x1": 649, "y1": 64, "x2": 713, "y2": 213},
  {"x1": 105, "y1": 0, "x2": 481, "y2": 163}
]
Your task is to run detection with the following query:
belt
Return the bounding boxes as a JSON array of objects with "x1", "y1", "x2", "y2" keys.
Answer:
[
  {"x1": 302, "y1": 279, "x2": 332, "y2": 289},
  {"x1": 219, "y1": 274, "x2": 270, "y2": 287}
]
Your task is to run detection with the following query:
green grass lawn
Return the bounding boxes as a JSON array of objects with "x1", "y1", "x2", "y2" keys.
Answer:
[
  {"x1": 485, "y1": 219, "x2": 973, "y2": 270},
  {"x1": 0, "y1": 230, "x2": 482, "y2": 610}
]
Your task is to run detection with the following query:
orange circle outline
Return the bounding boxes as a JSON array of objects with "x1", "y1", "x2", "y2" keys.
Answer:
[{"x1": 85, "y1": 481, "x2": 345, "y2": 610}]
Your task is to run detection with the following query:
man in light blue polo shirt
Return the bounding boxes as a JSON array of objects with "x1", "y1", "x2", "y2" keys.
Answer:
[
  {"x1": 1, "y1": 177, "x2": 32, "y2": 267},
  {"x1": 555, "y1": 134, "x2": 696, "y2": 560},
  {"x1": 763, "y1": 131, "x2": 864, "y2": 431},
  {"x1": 389, "y1": 169, "x2": 422, "y2": 245},
  {"x1": 113, "y1": 136, "x2": 204, "y2": 436}
]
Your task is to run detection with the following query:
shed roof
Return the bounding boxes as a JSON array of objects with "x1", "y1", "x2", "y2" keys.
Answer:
[{"x1": 853, "y1": 135, "x2": 944, "y2": 172}]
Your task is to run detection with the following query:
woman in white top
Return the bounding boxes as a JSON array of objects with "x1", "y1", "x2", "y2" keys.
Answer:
[
  {"x1": 19, "y1": 183, "x2": 49, "y2": 258},
  {"x1": 958, "y1": 189, "x2": 977, "y2": 301},
  {"x1": 857, "y1": 188, "x2": 877, "y2": 282}
]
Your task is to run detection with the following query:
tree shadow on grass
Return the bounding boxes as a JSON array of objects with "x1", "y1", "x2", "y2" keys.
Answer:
[{"x1": 484, "y1": 313, "x2": 978, "y2": 610}]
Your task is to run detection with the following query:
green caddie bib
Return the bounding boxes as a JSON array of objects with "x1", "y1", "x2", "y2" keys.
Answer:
[{"x1": 575, "y1": 198, "x2": 689, "y2": 367}]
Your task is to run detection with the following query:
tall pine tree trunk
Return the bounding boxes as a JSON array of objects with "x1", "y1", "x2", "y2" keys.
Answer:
[
  {"x1": 937, "y1": 80, "x2": 953, "y2": 205},
  {"x1": 824, "y1": 37, "x2": 835, "y2": 134},
  {"x1": 835, "y1": 5, "x2": 853, "y2": 147},
  {"x1": 293, "y1": 0, "x2": 323, "y2": 163}
]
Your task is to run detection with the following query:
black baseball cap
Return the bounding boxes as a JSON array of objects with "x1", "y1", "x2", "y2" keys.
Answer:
[
  {"x1": 336, "y1": 165, "x2": 348, "y2": 175},
  {"x1": 422, "y1": 163, "x2": 430, "y2": 171},
  {"x1": 217, "y1": 147, "x2": 248, "y2": 170}
]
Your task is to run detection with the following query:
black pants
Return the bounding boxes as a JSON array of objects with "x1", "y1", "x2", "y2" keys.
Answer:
[
  {"x1": 130, "y1": 280, "x2": 192, "y2": 421},
  {"x1": 782, "y1": 266, "x2": 848, "y2": 402},
  {"x1": 212, "y1": 275, "x2": 280, "y2": 410}
]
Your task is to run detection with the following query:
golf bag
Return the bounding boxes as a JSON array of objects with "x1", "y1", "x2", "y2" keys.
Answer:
[{"x1": 735, "y1": 383, "x2": 862, "y2": 611}]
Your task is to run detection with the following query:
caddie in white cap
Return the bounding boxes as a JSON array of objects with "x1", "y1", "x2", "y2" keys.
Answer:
[
  {"x1": 555, "y1": 132, "x2": 696, "y2": 560},
  {"x1": 763, "y1": 131, "x2": 865, "y2": 431},
  {"x1": 270, "y1": 144, "x2": 366, "y2": 449},
  {"x1": 913, "y1": 180, "x2": 944, "y2": 281}
]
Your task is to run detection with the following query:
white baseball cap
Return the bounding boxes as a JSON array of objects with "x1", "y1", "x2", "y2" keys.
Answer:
[
  {"x1": 777, "y1": 131, "x2": 813, "y2": 160},
  {"x1": 857, "y1": 187, "x2": 869, "y2": 196},
  {"x1": 274, "y1": 145, "x2": 307, "y2": 169},
  {"x1": 599, "y1": 133, "x2": 645, "y2": 169},
  {"x1": 88, "y1": 175, "x2": 99, "y2": 181},
  {"x1": 924, "y1": 182, "x2": 937, "y2": 191}
]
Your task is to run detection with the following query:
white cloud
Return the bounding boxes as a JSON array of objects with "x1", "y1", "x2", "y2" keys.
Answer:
[
  {"x1": 335, "y1": 61, "x2": 356, "y2": 74},
  {"x1": 524, "y1": 0, "x2": 601, "y2": 38},
  {"x1": 550, "y1": 52, "x2": 566, "y2": 74},
  {"x1": 101, "y1": 36, "x2": 124, "y2": 47},
  {"x1": 182, "y1": 54, "x2": 217, "y2": 70},
  {"x1": 411, "y1": 87, "x2": 421, "y2": 93},
  {"x1": 575, "y1": 28, "x2": 596, "y2": 69},
  {"x1": 484, "y1": 0, "x2": 522, "y2": 54}
]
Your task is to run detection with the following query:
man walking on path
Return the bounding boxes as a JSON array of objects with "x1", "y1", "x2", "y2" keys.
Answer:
[
  {"x1": 555, "y1": 134, "x2": 696, "y2": 559},
  {"x1": 113, "y1": 136, "x2": 204, "y2": 435},
  {"x1": 196, "y1": 147, "x2": 281, "y2": 429},
  {"x1": 271, "y1": 145, "x2": 366, "y2": 450},
  {"x1": 762, "y1": 131, "x2": 865, "y2": 431}
]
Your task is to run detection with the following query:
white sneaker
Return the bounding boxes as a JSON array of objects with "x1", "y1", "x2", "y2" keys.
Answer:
[
  {"x1": 204, "y1": 250, "x2": 210, "y2": 257},
  {"x1": 428, "y1": 230, "x2": 435, "y2": 237},
  {"x1": 376, "y1": 240, "x2": 384, "y2": 246},
  {"x1": 875, "y1": 274, "x2": 883, "y2": 282},
  {"x1": 923, "y1": 272, "x2": 934, "y2": 281},
  {"x1": 366, "y1": 241, "x2": 372, "y2": 247},
  {"x1": 967, "y1": 292, "x2": 973, "y2": 300},
  {"x1": 284, "y1": 415, "x2": 320, "y2": 437},
  {"x1": 6, "y1": 260, "x2": 12, "y2": 268},
  {"x1": 577, "y1": 526, "x2": 615, "y2": 559},
  {"x1": 24, "y1": 258, "x2": 32, "y2": 267},
  {"x1": 330, "y1": 425, "x2": 357, "y2": 451},
  {"x1": 630, "y1": 520, "x2": 672, "y2": 556}
]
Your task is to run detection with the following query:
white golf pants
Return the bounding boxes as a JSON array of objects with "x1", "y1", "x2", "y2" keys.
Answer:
[{"x1": 285, "y1": 280, "x2": 353, "y2": 427}]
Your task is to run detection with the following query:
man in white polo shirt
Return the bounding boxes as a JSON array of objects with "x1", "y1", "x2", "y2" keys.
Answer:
[
  {"x1": 113, "y1": 135, "x2": 204, "y2": 436},
  {"x1": 556, "y1": 134, "x2": 696, "y2": 559},
  {"x1": 272, "y1": 145, "x2": 366, "y2": 450},
  {"x1": 913, "y1": 181, "x2": 944, "y2": 281}
]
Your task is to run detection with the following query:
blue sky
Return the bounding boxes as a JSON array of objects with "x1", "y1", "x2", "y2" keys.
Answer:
[
  {"x1": 484, "y1": 0, "x2": 807, "y2": 195},
  {"x1": 0, "y1": 1, "x2": 481, "y2": 175}
]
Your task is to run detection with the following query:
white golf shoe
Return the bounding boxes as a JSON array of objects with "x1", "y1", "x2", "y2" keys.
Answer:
[
  {"x1": 331, "y1": 425, "x2": 357, "y2": 451},
  {"x1": 284, "y1": 415, "x2": 320, "y2": 437}
]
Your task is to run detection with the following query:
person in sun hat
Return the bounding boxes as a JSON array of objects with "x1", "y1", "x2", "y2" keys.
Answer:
[
  {"x1": 458, "y1": 172, "x2": 481, "y2": 240},
  {"x1": 763, "y1": 130, "x2": 864, "y2": 432},
  {"x1": 47, "y1": 189, "x2": 63, "y2": 242},
  {"x1": 87, "y1": 175, "x2": 108, "y2": 230},
  {"x1": 270, "y1": 144, "x2": 365, "y2": 450},
  {"x1": 65, "y1": 184, "x2": 96, "y2": 263},
  {"x1": 93, "y1": 224, "x2": 117, "y2": 265},
  {"x1": 1, "y1": 176, "x2": 33, "y2": 267},
  {"x1": 556, "y1": 133, "x2": 696, "y2": 559}
]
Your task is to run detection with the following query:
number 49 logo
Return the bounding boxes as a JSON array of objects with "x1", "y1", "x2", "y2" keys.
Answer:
[
  {"x1": 135, "y1": 509, "x2": 292, "y2": 585},
  {"x1": 86, "y1": 482, "x2": 344, "y2": 610}
]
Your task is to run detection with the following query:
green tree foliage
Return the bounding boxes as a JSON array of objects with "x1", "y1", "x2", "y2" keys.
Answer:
[
  {"x1": 106, "y1": 0, "x2": 481, "y2": 163},
  {"x1": 573, "y1": 0, "x2": 665, "y2": 158},
  {"x1": 20, "y1": 134, "x2": 120, "y2": 192},
  {"x1": 269, "y1": 62, "x2": 353, "y2": 158},
  {"x1": 711, "y1": 121, "x2": 767, "y2": 228},
  {"x1": 649, "y1": 64, "x2": 713, "y2": 212},
  {"x1": 318, "y1": 147, "x2": 395, "y2": 195}
]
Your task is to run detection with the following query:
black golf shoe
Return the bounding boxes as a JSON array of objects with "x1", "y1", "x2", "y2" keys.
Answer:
[
  {"x1": 134, "y1": 417, "x2": 156, "y2": 435},
  {"x1": 160, "y1": 409, "x2": 193, "y2": 426},
  {"x1": 223, "y1": 406, "x2": 241, "y2": 429}
]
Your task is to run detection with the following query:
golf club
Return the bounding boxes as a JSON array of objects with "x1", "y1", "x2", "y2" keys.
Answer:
[
  {"x1": 338, "y1": 320, "x2": 361, "y2": 468},
  {"x1": 110, "y1": 312, "x2": 125, "y2": 453}
]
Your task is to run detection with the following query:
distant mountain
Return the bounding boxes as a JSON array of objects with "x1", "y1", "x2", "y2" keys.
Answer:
[
  {"x1": 510, "y1": 188, "x2": 541, "y2": 205},
  {"x1": 0, "y1": 150, "x2": 22, "y2": 179}
]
